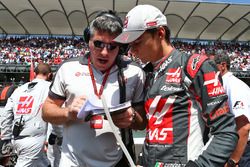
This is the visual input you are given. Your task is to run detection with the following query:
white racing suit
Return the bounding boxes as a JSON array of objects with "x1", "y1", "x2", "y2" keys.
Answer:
[
  {"x1": 1, "y1": 78, "x2": 51, "y2": 167},
  {"x1": 46, "y1": 123, "x2": 63, "y2": 167}
]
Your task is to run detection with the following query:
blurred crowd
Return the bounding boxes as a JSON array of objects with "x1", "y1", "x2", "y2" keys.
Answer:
[
  {"x1": 173, "y1": 40, "x2": 250, "y2": 71},
  {"x1": 0, "y1": 37, "x2": 249, "y2": 71},
  {"x1": 0, "y1": 37, "x2": 88, "y2": 67}
]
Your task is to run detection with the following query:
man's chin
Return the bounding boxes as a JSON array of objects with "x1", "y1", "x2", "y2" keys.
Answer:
[{"x1": 96, "y1": 65, "x2": 109, "y2": 73}]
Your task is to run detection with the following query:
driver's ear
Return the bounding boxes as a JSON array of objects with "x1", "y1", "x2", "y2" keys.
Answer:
[{"x1": 158, "y1": 26, "x2": 165, "y2": 39}]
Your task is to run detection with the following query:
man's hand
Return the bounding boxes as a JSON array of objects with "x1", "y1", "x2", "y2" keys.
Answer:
[
  {"x1": 66, "y1": 96, "x2": 86, "y2": 122},
  {"x1": 112, "y1": 107, "x2": 135, "y2": 128},
  {"x1": 0, "y1": 139, "x2": 12, "y2": 156}
]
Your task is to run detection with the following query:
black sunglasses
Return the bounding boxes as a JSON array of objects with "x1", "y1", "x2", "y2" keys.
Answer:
[{"x1": 93, "y1": 40, "x2": 118, "y2": 51}]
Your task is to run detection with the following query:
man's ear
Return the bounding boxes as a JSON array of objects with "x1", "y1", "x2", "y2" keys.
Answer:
[
  {"x1": 158, "y1": 26, "x2": 165, "y2": 39},
  {"x1": 47, "y1": 73, "x2": 53, "y2": 81}
]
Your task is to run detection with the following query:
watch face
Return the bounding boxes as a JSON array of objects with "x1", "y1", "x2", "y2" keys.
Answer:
[{"x1": 228, "y1": 159, "x2": 236, "y2": 167}]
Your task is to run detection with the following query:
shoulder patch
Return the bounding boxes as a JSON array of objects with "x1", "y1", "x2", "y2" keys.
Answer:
[{"x1": 186, "y1": 54, "x2": 208, "y2": 78}]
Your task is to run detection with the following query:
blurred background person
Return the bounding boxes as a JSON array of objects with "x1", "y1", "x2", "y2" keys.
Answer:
[
  {"x1": 0, "y1": 63, "x2": 52, "y2": 167},
  {"x1": 214, "y1": 53, "x2": 250, "y2": 167}
]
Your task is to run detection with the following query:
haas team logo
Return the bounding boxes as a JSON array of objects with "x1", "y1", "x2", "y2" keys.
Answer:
[
  {"x1": 16, "y1": 96, "x2": 34, "y2": 114},
  {"x1": 203, "y1": 72, "x2": 225, "y2": 97},
  {"x1": 165, "y1": 67, "x2": 181, "y2": 84},
  {"x1": 145, "y1": 95, "x2": 176, "y2": 144}
]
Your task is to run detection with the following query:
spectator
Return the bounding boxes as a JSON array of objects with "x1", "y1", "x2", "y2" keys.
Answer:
[
  {"x1": 214, "y1": 53, "x2": 250, "y2": 167},
  {"x1": 114, "y1": 4, "x2": 238, "y2": 167},
  {"x1": 0, "y1": 63, "x2": 53, "y2": 167},
  {"x1": 42, "y1": 10, "x2": 146, "y2": 167}
]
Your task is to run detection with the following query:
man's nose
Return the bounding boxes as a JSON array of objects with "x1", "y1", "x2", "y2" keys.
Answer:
[{"x1": 100, "y1": 46, "x2": 109, "y2": 56}]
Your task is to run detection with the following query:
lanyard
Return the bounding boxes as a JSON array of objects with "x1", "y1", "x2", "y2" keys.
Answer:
[{"x1": 88, "y1": 57, "x2": 111, "y2": 99}]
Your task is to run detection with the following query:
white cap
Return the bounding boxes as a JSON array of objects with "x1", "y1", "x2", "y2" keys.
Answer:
[{"x1": 114, "y1": 4, "x2": 167, "y2": 43}]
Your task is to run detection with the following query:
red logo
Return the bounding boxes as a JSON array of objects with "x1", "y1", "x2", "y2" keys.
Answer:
[
  {"x1": 75, "y1": 72, "x2": 81, "y2": 77},
  {"x1": 90, "y1": 115, "x2": 103, "y2": 129},
  {"x1": 145, "y1": 95, "x2": 176, "y2": 144},
  {"x1": 165, "y1": 67, "x2": 181, "y2": 84},
  {"x1": 120, "y1": 33, "x2": 130, "y2": 42},
  {"x1": 16, "y1": 96, "x2": 34, "y2": 114},
  {"x1": 146, "y1": 21, "x2": 157, "y2": 27},
  {"x1": 209, "y1": 104, "x2": 229, "y2": 120},
  {"x1": 204, "y1": 72, "x2": 225, "y2": 97}
]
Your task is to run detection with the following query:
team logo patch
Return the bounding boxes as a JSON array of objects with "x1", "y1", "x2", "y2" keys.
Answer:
[
  {"x1": 145, "y1": 96, "x2": 175, "y2": 144},
  {"x1": 233, "y1": 101, "x2": 245, "y2": 109},
  {"x1": 165, "y1": 67, "x2": 181, "y2": 84},
  {"x1": 203, "y1": 72, "x2": 225, "y2": 97},
  {"x1": 16, "y1": 96, "x2": 34, "y2": 114}
]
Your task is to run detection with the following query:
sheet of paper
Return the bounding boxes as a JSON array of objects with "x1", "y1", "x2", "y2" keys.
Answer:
[{"x1": 77, "y1": 95, "x2": 131, "y2": 120}]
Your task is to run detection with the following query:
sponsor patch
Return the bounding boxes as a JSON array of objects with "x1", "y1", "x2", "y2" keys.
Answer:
[
  {"x1": 155, "y1": 162, "x2": 185, "y2": 167},
  {"x1": 75, "y1": 71, "x2": 89, "y2": 77},
  {"x1": 16, "y1": 96, "x2": 34, "y2": 114},
  {"x1": 233, "y1": 101, "x2": 245, "y2": 110},
  {"x1": 207, "y1": 100, "x2": 222, "y2": 106},
  {"x1": 209, "y1": 104, "x2": 229, "y2": 120},
  {"x1": 203, "y1": 72, "x2": 225, "y2": 97},
  {"x1": 160, "y1": 85, "x2": 183, "y2": 92},
  {"x1": 165, "y1": 67, "x2": 181, "y2": 84},
  {"x1": 75, "y1": 72, "x2": 81, "y2": 77},
  {"x1": 187, "y1": 54, "x2": 208, "y2": 78}
]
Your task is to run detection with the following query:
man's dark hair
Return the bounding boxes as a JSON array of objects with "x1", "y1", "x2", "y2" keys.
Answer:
[
  {"x1": 146, "y1": 26, "x2": 171, "y2": 44},
  {"x1": 34, "y1": 63, "x2": 52, "y2": 75},
  {"x1": 214, "y1": 52, "x2": 231, "y2": 70},
  {"x1": 89, "y1": 10, "x2": 123, "y2": 39}
]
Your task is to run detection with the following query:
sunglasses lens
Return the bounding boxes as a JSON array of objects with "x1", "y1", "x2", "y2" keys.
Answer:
[
  {"x1": 93, "y1": 40, "x2": 103, "y2": 48},
  {"x1": 93, "y1": 40, "x2": 117, "y2": 51}
]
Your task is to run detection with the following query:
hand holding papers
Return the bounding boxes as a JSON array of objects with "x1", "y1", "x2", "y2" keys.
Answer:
[{"x1": 77, "y1": 95, "x2": 131, "y2": 121}]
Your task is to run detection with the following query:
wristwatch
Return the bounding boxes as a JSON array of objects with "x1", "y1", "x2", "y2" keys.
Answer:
[{"x1": 227, "y1": 159, "x2": 238, "y2": 167}]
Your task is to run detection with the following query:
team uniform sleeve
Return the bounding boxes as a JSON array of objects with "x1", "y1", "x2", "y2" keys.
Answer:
[
  {"x1": 191, "y1": 60, "x2": 238, "y2": 167},
  {"x1": 0, "y1": 91, "x2": 17, "y2": 140},
  {"x1": 49, "y1": 64, "x2": 66, "y2": 100}
]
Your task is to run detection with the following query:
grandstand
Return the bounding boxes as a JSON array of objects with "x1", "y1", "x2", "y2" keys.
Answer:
[{"x1": 0, "y1": 0, "x2": 249, "y2": 85}]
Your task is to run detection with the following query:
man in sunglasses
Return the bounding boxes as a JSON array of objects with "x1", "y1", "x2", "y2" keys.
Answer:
[
  {"x1": 42, "y1": 10, "x2": 147, "y2": 167},
  {"x1": 114, "y1": 4, "x2": 238, "y2": 167}
]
